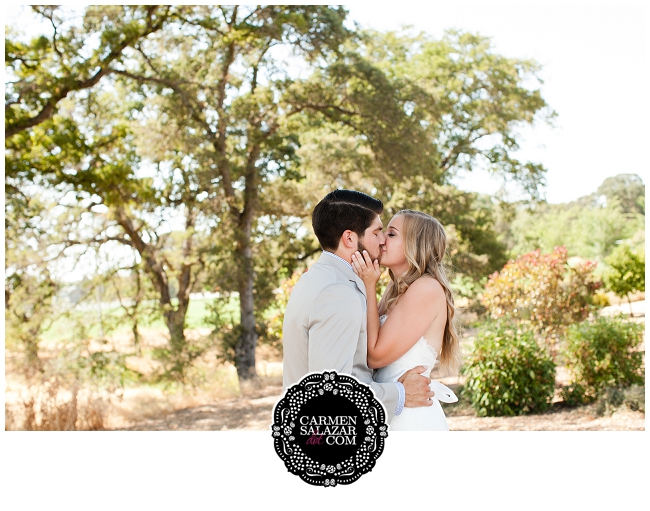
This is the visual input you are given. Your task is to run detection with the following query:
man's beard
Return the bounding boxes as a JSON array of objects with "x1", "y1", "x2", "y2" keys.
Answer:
[{"x1": 357, "y1": 240, "x2": 381, "y2": 264}]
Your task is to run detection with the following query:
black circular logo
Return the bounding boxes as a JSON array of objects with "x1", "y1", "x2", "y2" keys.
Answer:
[{"x1": 271, "y1": 371, "x2": 388, "y2": 487}]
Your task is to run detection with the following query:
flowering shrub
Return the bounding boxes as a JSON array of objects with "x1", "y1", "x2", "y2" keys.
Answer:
[
  {"x1": 462, "y1": 321, "x2": 556, "y2": 416},
  {"x1": 481, "y1": 246, "x2": 600, "y2": 336}
]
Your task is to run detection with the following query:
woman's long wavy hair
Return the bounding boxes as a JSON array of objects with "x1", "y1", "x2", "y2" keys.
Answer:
[{"x1": 380, "y1": 210, "x2": 461, "y2": 375}]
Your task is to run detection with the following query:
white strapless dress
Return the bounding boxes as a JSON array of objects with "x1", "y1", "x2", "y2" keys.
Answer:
[{"x1": 375, "y1": 314, "x2": 457, "y2": 431}]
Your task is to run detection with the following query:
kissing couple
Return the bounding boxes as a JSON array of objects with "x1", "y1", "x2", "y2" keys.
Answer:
[{"x1": 282, "y1": 189, "x2": 460, "y2": 431}]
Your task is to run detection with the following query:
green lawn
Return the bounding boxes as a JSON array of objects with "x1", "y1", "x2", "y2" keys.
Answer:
[{"x1": 42, "y1": 295, "x2": 241, "y2": 343}]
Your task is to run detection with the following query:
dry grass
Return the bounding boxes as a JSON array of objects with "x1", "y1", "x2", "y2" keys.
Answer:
[
  {"x1": 5, "y1": 377, "x2": 109, "y2": 431},
  {"x1": 5, "y1": 332, "x2": 286, "y2": 431}
]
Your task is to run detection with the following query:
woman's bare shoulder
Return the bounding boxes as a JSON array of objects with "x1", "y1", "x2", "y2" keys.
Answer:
[
  {"x1": 395, "y1": 276, "x2": 445, "y2": 312},
  {"x1": 406, "y1": 275, "x2": 445, "y2": 297}
]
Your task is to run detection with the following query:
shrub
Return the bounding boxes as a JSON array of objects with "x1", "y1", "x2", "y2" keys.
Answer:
[
  {"x1": 481, "y1": 247, "x2": 600, "y2": 339},
  {"x1": 592, "y1": 291, "x2": 610, "y2": 308},
  {"x1": 621, "y1": 385, "x2": 645, "y2": 413},
  {"x1": 594, "y1": 385, "x2": 645, "y2": 416},
  {"x1": 462, "y1": 321, "x2": 556, "y2": 416},
  {"x1": 5, "y1": 269, "x2": 57, "y2": 375},
  {"x1": 603, "y1": 244, "x2": 645, "y2": 316},
  {"x1": 563, "y1": 314, "x2": 644, "y2": 402},
  {"x1": 259, "y1": 270, "x2": 303, "y2": 354},
  {"x1": 559, "y1": 382, "x2": 589, "y2": 407}
]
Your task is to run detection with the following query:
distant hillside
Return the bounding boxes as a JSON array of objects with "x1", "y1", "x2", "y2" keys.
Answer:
[{"x1": 495, "y1": 173, "x2": 645, "y2": 263}]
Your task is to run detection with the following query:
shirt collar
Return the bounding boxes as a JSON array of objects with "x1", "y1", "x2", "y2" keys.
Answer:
[{"x1": 322, "y1": 250, "x2": 353, "y2": 270}]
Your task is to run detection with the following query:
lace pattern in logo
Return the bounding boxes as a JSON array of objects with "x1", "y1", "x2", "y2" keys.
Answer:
[{"x1": 271, "y1": 371, "x2": 388, "y2": 486}]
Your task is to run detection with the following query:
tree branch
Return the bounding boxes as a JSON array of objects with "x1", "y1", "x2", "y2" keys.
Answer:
[
  {"x1": 114, "y1": 206, "x2": 172, "y2": 306},
  {"x1": 5, "y1": 6, "x2": 172, "y2": 138}
]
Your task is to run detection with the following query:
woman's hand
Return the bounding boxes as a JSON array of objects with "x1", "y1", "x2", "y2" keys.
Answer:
[{"x1": 351, "y1": 250, "x2": 381, "y2": 289}]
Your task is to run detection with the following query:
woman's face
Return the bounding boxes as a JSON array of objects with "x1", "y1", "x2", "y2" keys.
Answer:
[{"x1": 381, "y1": 214, "x2": 408, "y2": 274}]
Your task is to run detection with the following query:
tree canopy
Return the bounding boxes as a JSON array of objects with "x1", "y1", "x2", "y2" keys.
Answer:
[
  {"x1": 597, "y1": 173, "x2": 645, "y2": 216},
  {"x1": 501, "y1": 174, "x2": 645, "y2": 263},
  {"x1": 6, "y1": 5, "x2": 555, "y2": 382}
]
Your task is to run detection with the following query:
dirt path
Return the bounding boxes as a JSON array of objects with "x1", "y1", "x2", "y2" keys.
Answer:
[
  {"x1": 446, "y1": 405, "x2": 644, "y2": 431},
  {"x1": 119, "y1": 384, "x2": 644, "y2": 431},
  {"x1": 119, "y1": 385, "x2": 284, "y2": 431}
]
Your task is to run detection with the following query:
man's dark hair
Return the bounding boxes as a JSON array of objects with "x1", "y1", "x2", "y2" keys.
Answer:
[{"x1": 312, "y1": 189, "x2": 384, "y2": 251}]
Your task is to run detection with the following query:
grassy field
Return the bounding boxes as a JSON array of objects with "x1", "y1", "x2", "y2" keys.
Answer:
[{"x1": 42, "y1": 296, "x2": 241, "y2": 344}]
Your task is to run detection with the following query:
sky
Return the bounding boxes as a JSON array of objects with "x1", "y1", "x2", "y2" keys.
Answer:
[{"x1": 345, "y1": 2, "x2": 648, "y2": 203}]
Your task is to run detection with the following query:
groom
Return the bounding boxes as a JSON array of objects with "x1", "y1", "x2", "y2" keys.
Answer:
[{"x1": 282, "y1": 189, "x2": 434, "y2": 422}]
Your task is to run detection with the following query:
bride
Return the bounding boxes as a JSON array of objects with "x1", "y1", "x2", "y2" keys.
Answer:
[{"x1": 351, "y1": 209, "x2": 461, "y2": 430}]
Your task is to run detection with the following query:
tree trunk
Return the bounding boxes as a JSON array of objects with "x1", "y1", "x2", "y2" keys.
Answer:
[
  {"x1": 235, "y1": 223, "x2": 258, "y2": 381},
  {"x1": 132, "y1": 324, "x2": 142, "y2": 356},
  {"x1": 165, "y1": 304, "x2": 185, "y2": 355},
  {"x1": 24, "y1": 327, "x2": 44, "y2": 376},
  {"x1": 164, "y1": 306, "x2": 188, "y2": 376},
  {"x1": 626, "y1": 293, "x2": 634, "y2": 317},
  {"x1": 231, "y1": 137, "x2": 261, "y2": 382},
  {"x1": 115, "y1": 207, "x2": 193, "y2": 376}
]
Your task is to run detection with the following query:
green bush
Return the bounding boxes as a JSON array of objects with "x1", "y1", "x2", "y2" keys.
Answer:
[
  {"x1": 559, "y1": 382, "x2": 589, "y2": 407},
  {"x1": 603, "y1": 244, "x2": 645, "y2": 313},
  {"x1": 592, "y1": 291, "x2": 610, "y2": 308},
  {"x1": 462, "y1": 321, "x2": 556, "y2": 416},
  {"x1": 594, "y1": 385, "x2": 645, "y2": 416},
  {"x1": 563, "y1": 314, "x2": 644, "y2": 401}
]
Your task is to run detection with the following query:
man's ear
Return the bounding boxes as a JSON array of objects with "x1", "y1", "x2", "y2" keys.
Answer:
[{"x1": 339, "y1": 229, "x2": 358, "y2": 250}]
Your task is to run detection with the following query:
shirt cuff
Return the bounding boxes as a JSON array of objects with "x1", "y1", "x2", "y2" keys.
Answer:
[{"x1": 394, "y1": 382, "x2": 405, "y2": 416}]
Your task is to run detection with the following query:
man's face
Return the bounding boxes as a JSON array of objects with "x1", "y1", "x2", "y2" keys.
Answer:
[{"x1": 358, "y1": 215, "x2": 385, "y2": 263}]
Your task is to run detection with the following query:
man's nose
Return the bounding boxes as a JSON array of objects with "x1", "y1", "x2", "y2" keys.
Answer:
[{"x1": 379, "y1": 231, "x2": 387, "y2": 244}]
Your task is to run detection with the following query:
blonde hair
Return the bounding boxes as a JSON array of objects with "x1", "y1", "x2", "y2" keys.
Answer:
[{"x1": 380, "y1": 210, "x2": 461, "y2": 375}]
